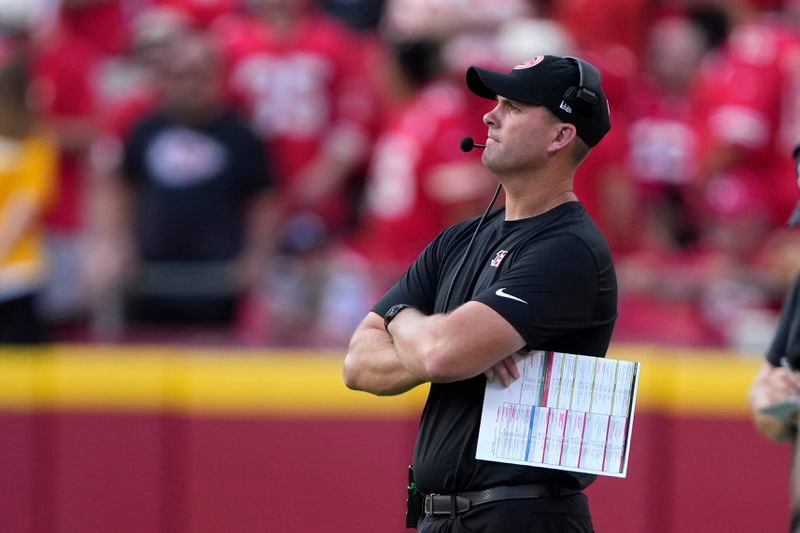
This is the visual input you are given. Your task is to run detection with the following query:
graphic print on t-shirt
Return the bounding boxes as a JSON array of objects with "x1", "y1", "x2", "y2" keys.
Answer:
[{"x1": 145, "y1": 128, "x2": 228, "y2": 187}]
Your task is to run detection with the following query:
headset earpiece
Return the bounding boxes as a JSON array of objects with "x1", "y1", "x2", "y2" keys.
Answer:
[{"x1": 563, "y1": 57, "x2": 602, "y2": 109}]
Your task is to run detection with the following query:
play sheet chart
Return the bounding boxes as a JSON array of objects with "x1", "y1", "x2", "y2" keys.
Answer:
[{"x1": 476, "y1": 351, "x2": 639, "y2": 478}]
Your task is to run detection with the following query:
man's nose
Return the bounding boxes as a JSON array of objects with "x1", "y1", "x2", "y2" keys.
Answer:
[{"x1": 483, "y1": 107, "x2": 497, "y2": 127}]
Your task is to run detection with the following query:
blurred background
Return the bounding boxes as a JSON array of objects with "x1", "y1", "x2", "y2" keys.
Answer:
[{"x1": 0, "y1": 0, "x2": 799, "y2": 531}]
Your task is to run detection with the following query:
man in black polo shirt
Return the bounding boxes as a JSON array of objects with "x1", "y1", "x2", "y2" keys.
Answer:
[
  {"x1": 749, "y1": 144, "x2": 800, "y2": 532},
  {"x1": 344, "y1": 55, "x2": 617, "y2": 532}
]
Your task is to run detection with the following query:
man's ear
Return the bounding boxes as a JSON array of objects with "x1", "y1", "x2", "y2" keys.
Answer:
[{"x1": 548, "y1": 124, "x2": 577, "y2": 153}]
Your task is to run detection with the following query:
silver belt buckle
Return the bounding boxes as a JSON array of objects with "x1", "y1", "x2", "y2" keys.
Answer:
[{"x1": 423, "y1": 494, "x2": 437, "y2": 516}]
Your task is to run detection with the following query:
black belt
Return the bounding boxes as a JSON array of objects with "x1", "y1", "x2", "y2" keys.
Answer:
[{"x1": 423, "y1": 484, "x2": 579, "y2": 518}]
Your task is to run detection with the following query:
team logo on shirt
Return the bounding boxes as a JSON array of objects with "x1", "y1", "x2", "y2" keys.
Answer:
[
  {"x1": 513, "y1": 56, "x2": 544, "y2": 70},
  {"x1": 490, "y1": 250, "x2": 509, "y2": 267}
]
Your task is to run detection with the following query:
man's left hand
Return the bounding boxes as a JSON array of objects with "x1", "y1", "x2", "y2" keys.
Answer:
[{"x1": 484, "y1": 350, "x2": 524, "y2": 387}]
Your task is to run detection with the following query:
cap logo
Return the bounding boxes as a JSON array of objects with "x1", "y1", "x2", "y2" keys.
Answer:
[
  {"x1": 559, "y1": 100, "x2": 572, "y2": 114},
  {"x1": 513, "y1": 56, "x2": 544, "y2": 70}
]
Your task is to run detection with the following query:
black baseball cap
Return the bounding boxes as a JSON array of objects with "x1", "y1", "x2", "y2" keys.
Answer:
[{"x1": 466, "y1": 55, "x2": 611, "y2": 147}]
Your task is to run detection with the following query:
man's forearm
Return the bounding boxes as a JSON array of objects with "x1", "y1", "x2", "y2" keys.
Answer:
[
  {"x1": 387, "y1": 303, "x2": 525, "y2": 383},
  {"x1": 387, "y1": 308, "x2": 443, "y2": 381},
  {"x1": 343, "y1": 313, "x2": 426, "y2": 396}
]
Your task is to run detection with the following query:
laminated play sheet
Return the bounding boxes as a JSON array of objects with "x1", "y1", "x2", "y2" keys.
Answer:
[{"x1": 476, "y1": 351, "x2": 640, "y2": 478}]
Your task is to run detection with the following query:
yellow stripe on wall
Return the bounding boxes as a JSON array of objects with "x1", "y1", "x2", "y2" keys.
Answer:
[
  {"x1": 0, "y1": 344, "x2": 763, "y2": 418},
  {"x1": 611, "y1": 345, "x2": 758, "y2": 417}
]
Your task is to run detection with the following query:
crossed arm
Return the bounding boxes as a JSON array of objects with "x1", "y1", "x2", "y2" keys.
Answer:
[{"x1": 343, "y1": 302, "x2": 525, "y2": 396}]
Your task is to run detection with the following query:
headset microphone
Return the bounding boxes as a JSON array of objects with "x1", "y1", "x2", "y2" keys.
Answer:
[{"x1": 460, "y1": 137, "x2": 486, "y2": 152}]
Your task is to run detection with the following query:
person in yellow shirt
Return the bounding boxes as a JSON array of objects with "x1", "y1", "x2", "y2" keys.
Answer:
[{"x1": 0, "y1": 50, "x2": 57, "y2": 344}]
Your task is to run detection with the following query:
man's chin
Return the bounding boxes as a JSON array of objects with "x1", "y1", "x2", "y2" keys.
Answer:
[{"x1": 481, "y1": 153, "x2": 503, "y2": 174}]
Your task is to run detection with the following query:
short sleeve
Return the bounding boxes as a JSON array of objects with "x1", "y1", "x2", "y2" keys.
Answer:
[
  {"x1": 472, "y1": 234, "x2": 600, "y2": 350},
  {"x1": 371, "y1": 233, "x2": 446, "y2": 317}
]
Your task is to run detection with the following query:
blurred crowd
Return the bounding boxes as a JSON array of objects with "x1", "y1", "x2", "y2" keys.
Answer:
[{"x1": 2, "y1": 0, "x2": 800, "y2": 351}]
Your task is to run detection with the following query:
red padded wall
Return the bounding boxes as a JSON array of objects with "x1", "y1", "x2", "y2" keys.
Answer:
[{"x1": 0, "y1": 410, "x2": 791, "y2": 533}]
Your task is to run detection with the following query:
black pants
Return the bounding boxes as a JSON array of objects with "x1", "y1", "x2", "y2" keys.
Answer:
[
  {"x1": 0, "y1": 293, "x2": 48, "y2": 344},
  {"x1": 416, "y1": 493, "x2": 594, "y2": 533}
]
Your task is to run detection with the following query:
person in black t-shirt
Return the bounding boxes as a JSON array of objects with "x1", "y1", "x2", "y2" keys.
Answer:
[
  {"x1": 344, "y1": 55, "x2": 617, "y2": 532},
  {"x1": 749, "y1": 146, "x2": 800, "y2": 532},
  {"x1": 750, "y1": 145, "x2": 800, "y2": 441},
  {"x1": 750, "y1": 280, "x2": 800, "y2": 442},
  {"x1": 90, "y1": 31, "x2": 277, "y2": 329}
]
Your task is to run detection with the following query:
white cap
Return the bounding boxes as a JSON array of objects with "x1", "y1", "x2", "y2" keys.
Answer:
[{"x1": 495, "y1": 17, "x2": 576, "y2": 66}]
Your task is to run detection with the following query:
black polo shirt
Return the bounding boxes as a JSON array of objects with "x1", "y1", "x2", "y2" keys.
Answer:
[{"x1": 373, "y1": 201, "x2": 617, "y2": 494}]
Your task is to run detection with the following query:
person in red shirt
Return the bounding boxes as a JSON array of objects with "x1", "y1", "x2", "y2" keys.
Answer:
[
  {"x1": 288, "y1": 37, "x2": 497, "y2": 347},
  {"x1": 611, "y1": 13, "x2": 798, "y2": 348},
  {"x1": 694, "y1": 10, "x2": 800, "y2": 229},
  {"x1": 207, "y1": 0, "x2": 378, "y2": 345},
  {"x1": 212, "y1": 0, "x2": 375, "y2": 246},
  {"x1": 59, "y1": 0, "x2": 131, "y2": 57},
  {"x1": 623, "y1": 16, "x2": 708, "y2": 253},
  {"x1": 13, "y1": 18, "x2": 100, "y2": 328},
  {"x1": 355, "y1": 38, "x2": 494, "y2": 279}
]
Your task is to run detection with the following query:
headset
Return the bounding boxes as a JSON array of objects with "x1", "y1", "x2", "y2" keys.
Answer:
[{"x1": 563, "y1": 56, "x2": 603, "y2": 109}]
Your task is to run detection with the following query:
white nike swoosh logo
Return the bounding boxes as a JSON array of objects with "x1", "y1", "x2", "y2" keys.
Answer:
[{"x1": 495, "y1": 288, "x2": 528, "y2": 304}]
